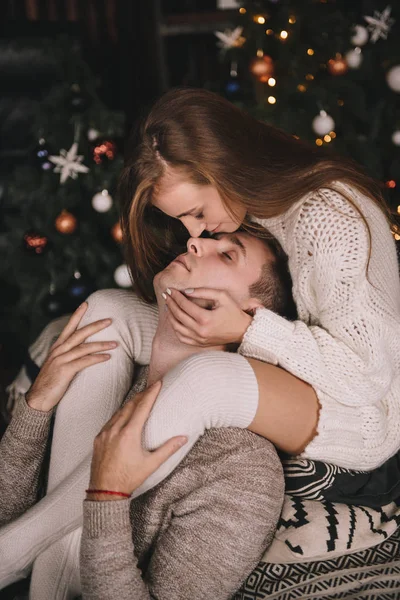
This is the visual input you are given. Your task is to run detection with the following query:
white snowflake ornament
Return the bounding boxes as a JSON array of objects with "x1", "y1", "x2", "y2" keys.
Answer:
[
  {"x1": 364, "y1": 6, "x2": 394, "y2": 43},
  {"x1": 214, "y1": 26, "x2": 245, "y2": 50},
  {"x1": 49, "y1": 142, "x2": 89, "y2": 184}
]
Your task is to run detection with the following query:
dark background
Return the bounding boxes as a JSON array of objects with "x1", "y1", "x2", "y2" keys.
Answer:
[
  {"x1": 0, "y1": 0, "x2": 239, "y2": 421},
  {"x1": 0, "y1": 0, "x2": 235, "y2": 147}
]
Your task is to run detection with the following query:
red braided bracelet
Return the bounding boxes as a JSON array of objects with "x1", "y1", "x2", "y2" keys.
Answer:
[{"x1": 85, "y1": 488, "x2": 130, "y2": 498}]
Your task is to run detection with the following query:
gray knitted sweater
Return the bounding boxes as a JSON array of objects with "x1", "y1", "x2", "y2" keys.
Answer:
[{"x1": 0, "y1": 367, "x2": 284, "y2": 599}]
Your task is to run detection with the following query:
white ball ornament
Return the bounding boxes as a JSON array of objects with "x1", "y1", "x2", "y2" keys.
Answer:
[
  {"x1": 345, "y1": 47, "x2": 363, "y2": 69},
  {"x1": 114, "y1": 264, "x2": 132, "y2": 288},
  {"x1": 350, "y1": 25, "x2": 369, "y2": 46},
  {"x1": 312, "y1": 111, "x2": 335, "y2": 136},
  {"x1": 87, "y1": 128, "x2": 100, "y2": 141},
  {"x1": 392, "y1": 131, "x2": 400, "y2": 146},
  {"x1": 387, "y1": 66, "x2": 400, "y2": 93},
  {"x1": 92, "y1": 190, "x2": 113, "y2": 213}
]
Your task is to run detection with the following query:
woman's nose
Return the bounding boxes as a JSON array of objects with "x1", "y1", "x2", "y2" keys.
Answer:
[{"x1": 185, "y1": 221, "x2": 205, "y2": 238}]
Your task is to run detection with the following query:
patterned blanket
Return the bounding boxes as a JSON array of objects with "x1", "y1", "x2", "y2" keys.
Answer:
[
  {"x1": 264, "y1": 495, "x2": 400, "y2": 564},
  {"x1": 235, "y1": 523, "x2": 400, "y2": 599}
]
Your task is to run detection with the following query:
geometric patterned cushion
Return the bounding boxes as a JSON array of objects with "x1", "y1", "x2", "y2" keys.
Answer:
[
  {"x1": 234, "y1": 523, "x2": 400, "y2": 599},
  {"x1": 262, "y1": 495, "x2": 400, "y2": 564}
]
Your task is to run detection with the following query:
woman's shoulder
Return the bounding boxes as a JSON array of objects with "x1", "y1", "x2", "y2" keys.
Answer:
[{"x1": 250, "y1": 180, "x2": 387, "y2": 250}]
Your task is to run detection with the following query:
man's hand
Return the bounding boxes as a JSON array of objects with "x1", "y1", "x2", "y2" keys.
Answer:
[
  {"x1": 26, "y1": 303, "x2": 118, "y2": 412},
  {"x1": 87, "y1": 381, "x2": 188, "y2": 499},
  {"x1": 162, "y1": 287, "x2": 253, "y2": 347}
]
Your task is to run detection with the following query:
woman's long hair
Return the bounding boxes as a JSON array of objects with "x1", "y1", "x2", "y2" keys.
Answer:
[{"x1": 118, "y1": 87, "x2": 397, "y2": 304}]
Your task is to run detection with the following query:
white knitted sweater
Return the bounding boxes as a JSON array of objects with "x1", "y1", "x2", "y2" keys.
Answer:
[{"x1": 239, "y1": 181, "x2": 400, "y2": 470}]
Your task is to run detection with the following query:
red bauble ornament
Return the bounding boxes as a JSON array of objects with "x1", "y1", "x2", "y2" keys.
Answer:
[
  {"x1": 111, "y1": 222, "x2": 123, "y2": 243},
  {"x1": 24, "y1": 231, "x2": 49, "y2": 254},
  {"x1": 327, "y1": 54, "x2": 348, "y2": 76},
  {"x1": 92, "y1": 139, "x2": 117, "y2": 165},
  {"x1": 55, "y1": 209, "x2": 77, "y2": 234},
  {"x1": 249, "y1": 55, "x2": 274, "y2": 78}
]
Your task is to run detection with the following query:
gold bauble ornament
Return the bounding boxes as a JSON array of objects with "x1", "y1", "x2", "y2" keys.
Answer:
[
  {"x1": 55, "y1": 209, "x2": 77, "y2": 234},
  {"x1": 111, "y1": 222, "x2": 123, "y2": 243},
  {"x1": 327, "y1": 54, "x2": 348, "y2": 76},
  {"x1": 249, "y1": 55, "x2": 274, "y2": 78}
]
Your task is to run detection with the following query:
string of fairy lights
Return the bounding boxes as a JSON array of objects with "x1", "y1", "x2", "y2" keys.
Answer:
[{"x1": 215, "y1": 3, "x2": 400, "y2": 233}]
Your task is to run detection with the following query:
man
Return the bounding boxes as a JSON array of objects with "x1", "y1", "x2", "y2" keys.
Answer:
[{"x1": 0, "y1": 231, "x2": 294, "y2": 598}]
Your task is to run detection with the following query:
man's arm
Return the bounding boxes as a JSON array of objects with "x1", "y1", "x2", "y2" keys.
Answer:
[
  {"x1": 0, "y1": 395, "x2": 54, "y2": 527},
  {"x1": 80, "y1": 428, "x2": 285, "y2": 599}
]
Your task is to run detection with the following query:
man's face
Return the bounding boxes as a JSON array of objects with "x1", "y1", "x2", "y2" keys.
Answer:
[{"x1": 154, "y1": 232, "x2": 273, "y2": 311}]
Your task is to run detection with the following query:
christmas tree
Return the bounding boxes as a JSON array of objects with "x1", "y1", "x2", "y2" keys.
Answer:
[
  {"x1": 214, "y1": 0, "x2": 400, "y2": 227},
  {"x1": 1, "y1": 35, "x2": 127, "y2": 349}
]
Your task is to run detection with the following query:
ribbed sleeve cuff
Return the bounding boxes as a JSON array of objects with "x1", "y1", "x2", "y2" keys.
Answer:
[
  {"x1": 7, "y1": 394, "x2": 54, "y2": 439},
  {"x1": 296, "y1": 388, "x2": 378, "y2": 470},
  {"x1": 238, "y1": 307, "x2": 296, "y2": 365},
  {"x1": 83, "y1": 499, "x2": 131, "y2": 539}
]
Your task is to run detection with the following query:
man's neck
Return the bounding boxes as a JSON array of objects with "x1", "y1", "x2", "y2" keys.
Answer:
[{"x1": 147, "y1": 304, "x2": 225, "y2": 386}]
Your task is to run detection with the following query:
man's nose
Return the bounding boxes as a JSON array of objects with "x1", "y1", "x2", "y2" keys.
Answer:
[
  {"x1": 187, "y1": 237, "x2": 208, "y2": 257},
  {"x1": 187, "y1": 237, "x2": 203, "y2": 256},
  {"x1": 187, "y1": 237, "x2": 217, "y2": 257}
]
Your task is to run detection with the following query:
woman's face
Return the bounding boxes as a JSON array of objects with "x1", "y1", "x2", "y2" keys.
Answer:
[{"x1": 152, "y1": 171, "x2": 246, "y2": 238}]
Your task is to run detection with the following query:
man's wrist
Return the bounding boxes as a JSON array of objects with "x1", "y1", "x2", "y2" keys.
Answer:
[
  {"x1": 26, "y1": 392, "x2": 53, "y2": 413},
  {"x1": 85, "y1": 492, "x2": 128, "y2": 502}
]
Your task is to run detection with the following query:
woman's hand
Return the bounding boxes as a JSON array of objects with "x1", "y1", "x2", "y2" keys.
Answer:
[
  {"x1": 25, "y1": 302, "x2": 118, "y2": 412},
  {"x1": 162, "y1": 287, "x2": 253, "y2": 347},
  {"x1": 87, "y1": 381, "x2": 188, "y2": 499}
]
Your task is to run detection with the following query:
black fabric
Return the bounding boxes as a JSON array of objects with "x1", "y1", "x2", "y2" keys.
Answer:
[
  {"x1": 24, "y1": 352, "x2": 40, "y2": 383},
  {"x1": 279, "y1": 449, "x2": 400, "y2": 509}
]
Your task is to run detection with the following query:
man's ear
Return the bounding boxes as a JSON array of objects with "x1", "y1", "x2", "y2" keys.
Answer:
[{"x1": 242, "y1": 298, "x2": 263, "y2": 317}]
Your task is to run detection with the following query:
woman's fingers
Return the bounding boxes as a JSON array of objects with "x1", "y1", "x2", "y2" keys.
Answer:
[
  {"x1": 50, "y1": 302, "x2": 88, "y2": 349},
  {"x1": 166, "y1": 310, "x2": 195, "y2": 340},
  {"x1": 164, "y1": 295, "x2": 198, "y2": 330}
]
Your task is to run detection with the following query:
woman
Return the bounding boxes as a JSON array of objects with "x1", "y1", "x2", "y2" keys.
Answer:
[
  {"x1": 118, "y1": 86, "x2": 400, "y2": 471},
  {"x1": 2, "y1": 86, "x2": 400, "y2": 591}
]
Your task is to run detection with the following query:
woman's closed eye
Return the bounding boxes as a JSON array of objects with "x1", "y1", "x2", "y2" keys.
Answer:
[
  {"x1": 222, "y1": 252, "x2": 233, "y2": 261},
  {"x1": 195, "y1": 212, "x2": 204, "y2": 220}
]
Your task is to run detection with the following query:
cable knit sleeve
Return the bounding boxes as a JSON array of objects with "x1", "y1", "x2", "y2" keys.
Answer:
[{"x1": 239, "y1": 187, "x2": 400, "y2": 469}]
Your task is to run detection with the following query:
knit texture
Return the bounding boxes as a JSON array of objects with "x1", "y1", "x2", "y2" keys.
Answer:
[
  {"x1": 0, "y1": 291, "x2": 259, "y2": 597},
  {"x1": 240, "y1": 181, "x2": 400, "y2": 469},
  {"x1": 0, "y1": 289, "x2": 159, "y2": 594},
  {"x1": 0, "y1": 366, "x2": 285, "y2": 600},
  {"x1": 0, "y1": 395, "x2": 54, "y2": 529},
  {"x1": 31, "y1": 351, "x2": 259, "y2": 599}
]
